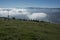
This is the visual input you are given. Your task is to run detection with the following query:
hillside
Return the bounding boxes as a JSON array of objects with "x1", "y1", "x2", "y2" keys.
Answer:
[{"x1": 0, "y1": 20, "x2": 60, "y2": 40}]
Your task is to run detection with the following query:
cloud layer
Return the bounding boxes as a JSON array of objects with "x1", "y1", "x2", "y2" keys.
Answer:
[{"x1": 0, "y1": 8, "x2": 47, "y2": 21}]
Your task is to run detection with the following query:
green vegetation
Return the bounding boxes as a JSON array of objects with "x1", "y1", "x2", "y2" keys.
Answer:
[{"x1": 0, "y1": 20, "x2": 60, "y2": 40}]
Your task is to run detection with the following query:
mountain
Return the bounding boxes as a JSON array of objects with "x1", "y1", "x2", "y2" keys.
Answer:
[{"x1": 0, "y1": 19, "x2": 60, "y2": 40}]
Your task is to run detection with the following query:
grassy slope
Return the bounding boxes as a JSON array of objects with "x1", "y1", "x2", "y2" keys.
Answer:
[{"x1": 0, "y1": 20, "x2": 60, "y2": 40}]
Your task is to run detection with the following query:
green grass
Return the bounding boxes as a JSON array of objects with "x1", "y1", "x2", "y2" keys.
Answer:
[{"x1": 0, "y1": 20, "x2": 60, "y2": 40}]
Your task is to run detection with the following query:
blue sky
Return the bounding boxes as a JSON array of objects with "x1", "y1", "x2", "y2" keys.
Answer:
[{"x1": 0, "y1": 0, "x2": 60, "y2": 8}]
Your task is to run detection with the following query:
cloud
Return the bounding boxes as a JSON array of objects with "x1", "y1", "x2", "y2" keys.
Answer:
[
  {"x1": 28, "y1": 13, "x2": 47, "y2": 20},
  {"x1": 0, "y1": 8, "x2": 47, "y2": 21}
]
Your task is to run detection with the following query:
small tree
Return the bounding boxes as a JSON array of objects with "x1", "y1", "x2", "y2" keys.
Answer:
[{"x1": 12, "y1": 17, "x2": 15, "y2": 20}]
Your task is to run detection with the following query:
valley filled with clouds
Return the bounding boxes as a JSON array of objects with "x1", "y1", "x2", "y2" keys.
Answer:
[{"x1": 0, "y1": 8, "x2": 60, "y2": 23}]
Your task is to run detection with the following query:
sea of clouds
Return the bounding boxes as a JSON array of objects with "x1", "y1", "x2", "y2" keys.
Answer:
[{"x1": 0, "y1": 8, "x2": 48, "y2": 21}]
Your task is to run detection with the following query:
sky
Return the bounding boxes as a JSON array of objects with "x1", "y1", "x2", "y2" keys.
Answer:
[{"x1": 0, "y1": 0, "x2": 60, "y2": 8}]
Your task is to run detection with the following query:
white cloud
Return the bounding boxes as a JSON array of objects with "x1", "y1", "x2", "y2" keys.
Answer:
[
  {"x1": 28, "y1": 13, "x2": 47, "y2": 20},
  {"x1": 0, "y1": 8, "x2": 47, "y2": 21}
]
